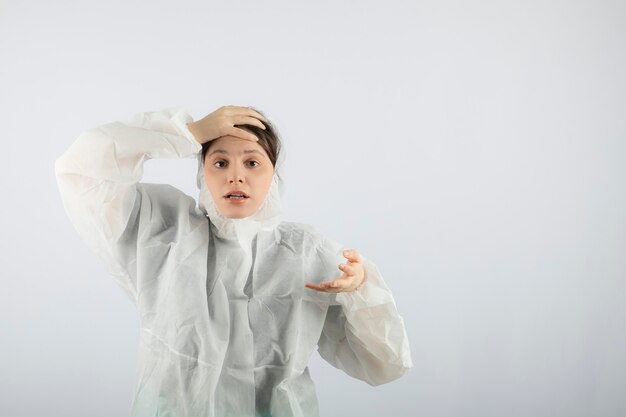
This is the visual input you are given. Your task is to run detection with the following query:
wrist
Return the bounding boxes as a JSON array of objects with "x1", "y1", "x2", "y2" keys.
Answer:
[{"x1": 186, "y1": 121, "x2": 203, "y2": 145}]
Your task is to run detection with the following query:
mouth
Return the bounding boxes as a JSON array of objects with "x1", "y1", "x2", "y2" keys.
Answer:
[{"x1": 223, "y1": 191, "x2": 250, "y2": 200}]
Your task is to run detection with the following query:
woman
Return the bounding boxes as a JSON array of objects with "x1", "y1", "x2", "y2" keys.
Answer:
[{"x1": 55, "y1": 105, "x2": 413, "y2": 417}]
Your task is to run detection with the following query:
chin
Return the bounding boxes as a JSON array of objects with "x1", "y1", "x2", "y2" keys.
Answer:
[
  {"x1": 226, "y1": 213, "x2": 248, "y2": 219},
  {"x1": 220, "y1": 208, "x2": 254, "y2": 219},
  {"x1": 217, "y1": 201, "x2": 261, "y2": 219}
]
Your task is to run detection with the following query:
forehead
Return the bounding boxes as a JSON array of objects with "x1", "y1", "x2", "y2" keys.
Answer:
[{"x1": 206, "y1": 136, "x2": 268, "y2": 158}]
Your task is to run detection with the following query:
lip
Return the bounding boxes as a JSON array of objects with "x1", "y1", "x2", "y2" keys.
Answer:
[
  {"x1": 223, "y1": 190, "x2": 250, "y2": 205},
  {"x1": 223, "y1": 196, "x2": 249, "y2": 204},
  {"x1": 223, "y1": 190, "x2": 250, "y2": 198}
]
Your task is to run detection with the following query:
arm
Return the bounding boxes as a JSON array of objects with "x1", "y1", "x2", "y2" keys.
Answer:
[
  {"x1": 314, "y1": 236, "x2": 413, "y2": 386},
  {"x1": 54, "y1": 107, "x2": 202, "y2": 304}
]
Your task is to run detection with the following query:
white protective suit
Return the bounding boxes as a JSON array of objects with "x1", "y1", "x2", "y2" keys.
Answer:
[{"x1": 54, "y1": 107, "x2": 413, "y2": 417}]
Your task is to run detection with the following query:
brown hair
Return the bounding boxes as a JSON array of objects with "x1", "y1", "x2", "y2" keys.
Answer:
[{"x1": 201, "y1": 109, "x2": 281, "y2": 168}]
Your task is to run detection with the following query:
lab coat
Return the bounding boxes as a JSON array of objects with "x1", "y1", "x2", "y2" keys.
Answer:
[{"x1": 54, "y1": 107, "x2": 413, "y2": 417}]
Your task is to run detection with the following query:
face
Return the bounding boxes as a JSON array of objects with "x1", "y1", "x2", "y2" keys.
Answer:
[{"x1": 203, "y1": 136, "x2": 274, "y2": 219}]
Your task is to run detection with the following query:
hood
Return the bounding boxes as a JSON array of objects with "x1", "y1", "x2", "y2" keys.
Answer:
[{"x1": 195, "y1": 125, "x2": 287, "y2": 245}]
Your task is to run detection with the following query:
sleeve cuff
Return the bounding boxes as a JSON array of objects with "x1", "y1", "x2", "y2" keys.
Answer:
[{"x1": 167, "y1": 106, "x2": 203, "y2": 154}]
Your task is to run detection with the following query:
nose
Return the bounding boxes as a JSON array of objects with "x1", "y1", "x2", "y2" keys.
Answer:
[{"x1": 228, "y1": 166, "x2": 245, "y2": 184}]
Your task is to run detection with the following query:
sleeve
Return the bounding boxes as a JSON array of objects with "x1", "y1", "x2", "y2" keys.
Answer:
[
  {"x1": 54, "y1": 106, "x2": 202, "y2": 305},
  {"x1": 315, "y1": 235, "x2": 414, "y2": 386}
]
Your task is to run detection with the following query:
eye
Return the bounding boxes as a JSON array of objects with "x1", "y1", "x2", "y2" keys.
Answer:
[
  {"x1": 248, "y1": 160, "x2": 260, "y2": 167},
  {"x1": 214, "y1": 160, "x2": 227, "y2": 168}
]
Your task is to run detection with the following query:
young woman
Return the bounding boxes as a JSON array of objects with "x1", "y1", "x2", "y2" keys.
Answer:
[{"x1": 55, "y1": 105, "x2": 413, "y2": 417}]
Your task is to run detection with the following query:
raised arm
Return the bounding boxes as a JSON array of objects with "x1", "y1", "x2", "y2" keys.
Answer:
[
  {"x1": 55, "y1": 105, "x2": 271, "y2": 305},
  {"x1": 54, "y1": 106, "x2": 202, "y2": 304}
]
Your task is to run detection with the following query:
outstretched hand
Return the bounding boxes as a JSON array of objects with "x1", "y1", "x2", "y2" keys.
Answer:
[
  {"x1": 186, "y1": 105, "x2": 268, "y2": 145},
  {"x1": 305, "y1": 249, "x2": 365, "y2": 293}
]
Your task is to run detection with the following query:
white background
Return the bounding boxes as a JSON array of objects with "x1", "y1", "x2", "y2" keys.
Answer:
[{"x1": 1, "y1": 1, "x2": 625, "y2": 416}]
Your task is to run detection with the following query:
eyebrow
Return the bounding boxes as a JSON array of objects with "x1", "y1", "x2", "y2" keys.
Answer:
[{"x1": 207, "y1": 149, "x2": 264, "y2": 158}]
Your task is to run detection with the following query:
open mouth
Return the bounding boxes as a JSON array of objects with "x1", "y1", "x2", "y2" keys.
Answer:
[{"x1": 223, "y1": 192, "x2": 250, "y2": 200}]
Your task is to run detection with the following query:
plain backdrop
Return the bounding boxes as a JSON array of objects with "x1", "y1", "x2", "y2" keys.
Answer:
[{"x1": 1, "y1": 1, "x2": 625, "y2": 416}]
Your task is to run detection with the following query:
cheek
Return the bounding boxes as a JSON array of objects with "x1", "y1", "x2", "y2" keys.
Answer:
[
  {"x1": 262, "y1": 169, "x2": 274, "y2": 188},
  {"x1": 203, "y1": 168, "x2": 219, "y2": 189},
  {"x1": 249, "y1": 171, "x2": 273, "y2": 197}
]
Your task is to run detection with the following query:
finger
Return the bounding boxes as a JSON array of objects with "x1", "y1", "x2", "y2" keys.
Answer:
[
  {"x1": 305, "y1": 282, "x2": 331, "y2": 292},
  {"x1": 324, "y1": 279, "x2": 348, "y2": 291},
  {"x1": 224, "y1": 105, "x2": 269, "y2": 124},
  {"x1": 305, "y1": 281, "x2": 342, "y2": 292},
  {"x1": 338, "y1": 263, "x2": 356, "y2": 276},
  {"x1": 304, "y1": 282, "x2": 325, "y2": 292},
  {"x1": 226, "y1": 126, "x2": 259, "y2": 142},
  {"x1": 342, "y1": 249, "x2": 362, "y2": 263},
  {"x1": 242, "y1": 106, "x2": 269, "y2": 123},
  {"x1": 234, "y1": 115, "x2": 266, "y2": 130}
]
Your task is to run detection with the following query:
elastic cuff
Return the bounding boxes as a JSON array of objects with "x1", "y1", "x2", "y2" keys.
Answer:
[{"x1": 168, "y1": 106, "x2": 203, "y2": 154}]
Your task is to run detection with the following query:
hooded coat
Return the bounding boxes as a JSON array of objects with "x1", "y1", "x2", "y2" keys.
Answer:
[{"x1": 55, "y1": 106, "x2": 413, "y2": 417}]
